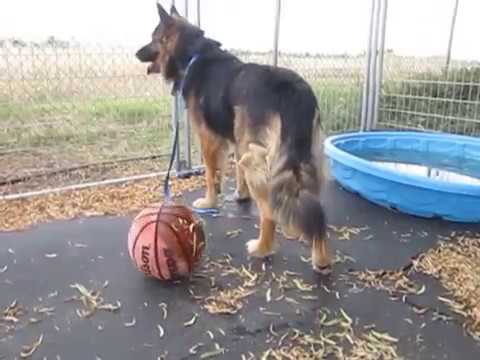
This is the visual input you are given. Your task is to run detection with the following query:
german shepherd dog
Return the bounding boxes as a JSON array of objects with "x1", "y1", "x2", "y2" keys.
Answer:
[{"x1": 136, "y1": 3, "x2": 331, "y2": 273}]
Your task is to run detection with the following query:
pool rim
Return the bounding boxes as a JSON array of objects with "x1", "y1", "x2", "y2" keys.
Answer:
[{"x1": 324, "y1": 131, "x2": 480, "y2": 197}]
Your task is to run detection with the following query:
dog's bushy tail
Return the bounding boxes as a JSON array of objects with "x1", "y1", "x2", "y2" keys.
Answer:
[{"x1": 270, "y1": 83, "x2": 330, "y2": 272}]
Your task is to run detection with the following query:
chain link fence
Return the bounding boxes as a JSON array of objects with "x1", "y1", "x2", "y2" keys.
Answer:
[
  {"x1": 0, "y1": 42, "x2": 173, "y2": 195},
  {"x1": 1, "y1": 0, "x2": 479, "y2": 197},
  {"x1": 0, "y1": 41, "x2": 368, "y2": 196},
  {"x1": 375, "y1": 0, "x2": 480, "y2": 135},
  {"x1": 379, "y1": 56, "x2": 480, "y2": 135}
]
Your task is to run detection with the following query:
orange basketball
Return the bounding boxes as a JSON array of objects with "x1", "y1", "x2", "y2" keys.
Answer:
[{"x1": 127, "y1": 202, "x2": 206, "y2": 281}]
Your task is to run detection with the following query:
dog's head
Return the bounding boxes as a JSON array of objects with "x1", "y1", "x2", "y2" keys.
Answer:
[{"x1": 135, "y1": 2, "x2": 212, "y2": 82}]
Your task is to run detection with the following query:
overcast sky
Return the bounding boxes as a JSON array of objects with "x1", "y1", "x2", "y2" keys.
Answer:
[{"x1": 0, "y1": 0, "x2": 478, "y2": 60}]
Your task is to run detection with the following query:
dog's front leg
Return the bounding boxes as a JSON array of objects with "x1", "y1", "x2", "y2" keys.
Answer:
[
  {"x1": 193, "y1": 128, "x2": 227, "y2": 209},
  {"x1": 193, "y1": 149, "x2": 218, "y2": 209}
]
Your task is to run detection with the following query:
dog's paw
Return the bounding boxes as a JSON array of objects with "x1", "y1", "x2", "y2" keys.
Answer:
[
  {"x1": 246, "y1": 238, "x2": 276, "y2": 258},
  {"x1": 312, "y1": 252, "x2": 332, "y2": 275},
  {"x1": 311, "y1": 237, "x2": 331, "y2": 274},
  {"x1": 193, "y1": 197, "x2": 217, "y2": 209},
  {"x1": 312, "y1": 263, "x2": 332, "y2": 275},
  {"x1": 233, "y1": 189, "x2": 251, "y2": 203}
]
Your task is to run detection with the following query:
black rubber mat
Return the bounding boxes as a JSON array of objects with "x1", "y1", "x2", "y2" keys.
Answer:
[{"x1": 1, "y1": 178, "x2": 479, "y2": 359}]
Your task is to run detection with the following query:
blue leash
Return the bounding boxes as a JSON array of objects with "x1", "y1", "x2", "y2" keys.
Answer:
[
  {"x1": 163, "y1": 54, "x2": 219, "y2": 216},
  {"x1": 162, "y1": 111, "x2": 179, "y2": 202}
]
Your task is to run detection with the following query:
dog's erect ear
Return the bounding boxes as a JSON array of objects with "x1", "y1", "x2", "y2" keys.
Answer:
[
  {"x1": 170, "y1": 4, "x2": 182, "y2": 18},
  {"x1": 157, "y1": 2, "x2": 171, "y2": 23}
]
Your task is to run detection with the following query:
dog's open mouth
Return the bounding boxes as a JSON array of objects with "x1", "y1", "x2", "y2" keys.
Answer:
[{"x1": 147, "y1": 62, "x2": 161, "y2": 75}]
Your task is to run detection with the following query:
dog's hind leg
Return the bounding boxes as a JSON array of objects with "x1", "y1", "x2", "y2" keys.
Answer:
[
  {"x1": 232, "y1": 106, "x2": 251, "y2": 202},
  {"x1": 239, "y1": 144, "x2": 278, "y2": 257},
  {"x1": 246, "y1": 202, "x2": 277, "y2": 257},
  {"x1": 312, "y1": 235, "x2": 331, "y2": 274},
  {"x1": 214, "y1": 147, "x2": 229, "y2": 195},
  {"x1": 247, "y1": 212, "x2": 276, "y2": 257},
  {"x1": 233, "y1": 146, "x2": 251, "y2": 202}
]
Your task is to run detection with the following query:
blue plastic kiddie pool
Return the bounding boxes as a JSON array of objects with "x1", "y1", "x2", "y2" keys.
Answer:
[{"x1": 324, "y1": 131, "x2": 480, "y2": 223}]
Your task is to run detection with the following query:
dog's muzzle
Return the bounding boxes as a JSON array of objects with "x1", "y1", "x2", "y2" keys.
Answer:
[
  {"x1": 136, "y1": 44, "x2": 162, "y2": 75},
  {"x1": 147, "y1": 62, "x2": 162, "y2": 75}
]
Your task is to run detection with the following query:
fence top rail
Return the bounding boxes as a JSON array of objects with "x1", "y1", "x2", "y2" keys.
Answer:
[
  {"x1": 386, "y1": 79, "x2": 480, "y2": 87},
  {"x1": 379, "y1": 107, "x2": 480, "y2": 124},
  {"x1": 382, "y1": 93, "x2": 480, "y2": 105}
]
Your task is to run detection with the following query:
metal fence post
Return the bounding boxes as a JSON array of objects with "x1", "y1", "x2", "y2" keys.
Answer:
[
  {"x1": 171, "y1": 94, "x2": 182, "y2": 174},
  {"x1": 445, "y1": 0, "x2": 459, "y2": 74},
  {"x1": 366, "y1": 0, "x2": 382, "y2": 131},
  {"x1": 170, "y1": 0, "x2": 183, "y2": 174},
  {"x1": 372, "y1": 0, "x2": 388, "y2": 130},
  {"x1": 272, "y1": 0, "x2": 281, "y2": 67},
  {"x1": 360, "y1": 0, "x2": 377, "y2": 131},
  {"x1": 183, "y1": 0, "x2": 192, "y2": 171},
  {"x1": 197, "y1": 0, "x2": 201, "y2": 27}
]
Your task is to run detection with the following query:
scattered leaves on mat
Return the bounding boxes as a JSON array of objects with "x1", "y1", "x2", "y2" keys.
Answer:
[
  {"x1": 200, "y1": 343, "x2": 225, "y2": 359},
  {"x1": 0, "y1": 175, "x2": 205, "y2": 232},
  {"x1": 225, "y1": 229, "x2": 242, "y2": 238},
  {"x1": 413, "y1": 233, "x2": 480, "y2": 341},
  {"x1": 348, "y1": 330, "x2": 400, "y2": 360},
  {"x1": 157, "y1": 324, "x2": 165, "y2": 338},
  {"x1": 189, "y1": 343, "x2": 205, "y2": 354},
  {"x1": 204, "y1": 288, "x2": 256, "y2": 315},
  {"x1": 159, "y1": 302, "x2": 168, "y2": 319},
  {"x1": 1, "y1": 299, "x2": 26, "y2": 324},
  {"x1": 196, "y1": 257, "x2": 260, "y2": 315},
  {"x1": 69, "y1": 283, "x2": 121, "y2": 319},
  {"x1": 34, "y1": 306, "x2": 55, "y2": 316},
  {"x1": 184, "y1": 313, "x2": 199, "y2": 327},
  {"x1": 261, "y1": 308, "x2": 402, "y2": 359},
  {"x1": 328, "y1": 225, "x2": 369, "y2": 241},
  {"x1": 124, "y1": 317, "x2": 136, "y2": 327},
  {"x1": 20, "y1": 334, "x2": 43, "y2": 358},
  {"x1": 348, "y1": 269, "x2": 424, "y2": 295}
]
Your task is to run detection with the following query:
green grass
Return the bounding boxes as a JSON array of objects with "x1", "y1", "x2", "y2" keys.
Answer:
[
  {"x1": 2, "y1": 67, "x2": 479, "y2": 174},
  {"x1": 84, "y1": 98, "x2": 171, "y2": 124},
  {"x1": 3, "y1": 97, "x2": 170, "y2": 123},
  {"x1": 2, "y1": 98, "x2": 170, "y2": 142},
  {"x1": 1, "y1": 80, "x2": 363, "y2": 148},
  {"x1": 311, "y1": 79, "x2": 363, "y2": 133}
]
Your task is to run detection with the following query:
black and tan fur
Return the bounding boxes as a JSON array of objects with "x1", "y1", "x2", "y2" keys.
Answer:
[{"x1": 136, "y1": 3, "x2": 331, "y2": 272}]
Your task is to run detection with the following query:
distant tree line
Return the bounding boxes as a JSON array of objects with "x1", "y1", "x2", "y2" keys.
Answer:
[{"x1": 0, "y1": 36, "x2": 75, "y2": 49}]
